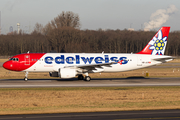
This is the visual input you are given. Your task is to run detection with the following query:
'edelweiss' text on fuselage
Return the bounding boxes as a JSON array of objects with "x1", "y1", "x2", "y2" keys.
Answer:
[{"x1": 44, "y1": 55, "x2": 128, "y2": 65}]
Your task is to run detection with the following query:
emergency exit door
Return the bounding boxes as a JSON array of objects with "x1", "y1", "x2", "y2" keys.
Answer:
[{"x1": 24, "y1": 55, "x2": 30, "y2": 65}]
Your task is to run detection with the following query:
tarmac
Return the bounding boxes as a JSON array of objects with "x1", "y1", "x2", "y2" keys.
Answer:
[
  {"x1": 0, "y1": 109, "x2": 180, "y2": 120},
  {"x1": 0, "y1": 77, "x2": 180, "y2": 88}
]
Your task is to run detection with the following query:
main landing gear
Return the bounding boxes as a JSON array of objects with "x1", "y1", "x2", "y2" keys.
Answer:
[
  {"x1": 85, "y1": 76, "x2": 91, "y2": 81},
  {"x1": 78, "y1": 74, "x2": 84, "y2": 80},
  {"x1": 78, "y1": 74, "x2": 91, "y2": 82},
  {"x1": 24, "y1": 71, "x2": 28, "y2": 81}
]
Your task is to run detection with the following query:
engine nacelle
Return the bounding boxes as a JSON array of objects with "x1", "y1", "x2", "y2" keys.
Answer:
[
  {"x1": 59, "y1": 68, "x2": 77, "y2": 78},
  {"x1": 49, "y1": 72, "x2": 59, "y2": 77}
]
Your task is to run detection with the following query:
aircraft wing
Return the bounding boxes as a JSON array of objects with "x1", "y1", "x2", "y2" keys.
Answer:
[
  {"x1": 76, "y1": 62, "x2": 116, "y2": 70},
  {"x1": 64, "y1": 62, "x2": 117, "y2": 71}
]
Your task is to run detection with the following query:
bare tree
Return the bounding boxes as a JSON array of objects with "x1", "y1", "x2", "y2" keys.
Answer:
[
  {"x1": 32, "y1": 23, "x2": 44, "y2": 34},
  {"x1": 50, "y1": 11, "x2": 80, "y2": 29}
]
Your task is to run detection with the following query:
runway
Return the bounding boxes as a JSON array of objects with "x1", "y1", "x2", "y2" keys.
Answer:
[
  {"x1": 0, "y1": 109, "x2": 180, "y2": 120},
  {"x1": 0, "y1": 77, "x2": 180, "y2": 88}
]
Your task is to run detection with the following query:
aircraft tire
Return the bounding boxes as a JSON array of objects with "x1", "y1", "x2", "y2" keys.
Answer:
[
  {"x1": 78, "y1": 75, "x2": 84, "y2": 80},
  {"x1": 85, "y1": 76, "x2": 91, "y2": 81},
  {"x1": 24, "y1": 77, "x2": 28, "y2": 81}
]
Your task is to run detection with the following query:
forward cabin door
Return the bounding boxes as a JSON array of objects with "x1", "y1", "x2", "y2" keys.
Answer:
[
  {"x1": 137, "y1": 56, "x2": 142, "y2": 66},
  {"x1": 24, "y1": 55, "x2": 30, "y2": 65}
]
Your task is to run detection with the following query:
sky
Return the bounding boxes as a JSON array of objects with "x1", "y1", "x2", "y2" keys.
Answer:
[{"x1": 0, "y1": 0, "x2": 180, "y2": 34}]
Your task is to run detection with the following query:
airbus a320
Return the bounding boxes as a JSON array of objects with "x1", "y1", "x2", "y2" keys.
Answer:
[{"x1": 3, "y1": 27, "x2": 173, "y2": 81}]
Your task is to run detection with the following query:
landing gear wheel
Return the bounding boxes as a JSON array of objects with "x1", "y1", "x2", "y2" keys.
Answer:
[
  {"x1": 24, "y1": 77, "x2": 28, "y2": 81},
  {"x1": 24, "y1": 71, "x2": 29, "y2": 81},
  {"x1": 78, "y1": 75, "x2": 84, "y2": 80},
  {"x1": 84, "y1": 76, "x2": 91, "y2": 81}
]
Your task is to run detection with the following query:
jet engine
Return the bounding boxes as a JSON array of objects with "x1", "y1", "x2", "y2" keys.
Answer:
[
  {"x1": 59, "y1": 68, "x2": 77, "y2": 78},
  {"x1": 49, "y1": 68, "x2": 77, "y2": 78}
]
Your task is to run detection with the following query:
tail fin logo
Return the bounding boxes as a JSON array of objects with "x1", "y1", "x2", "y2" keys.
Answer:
[
  {"x1": 137, "y1": 27, "x2": 170, "y2": 55},
  {"x1": 148, "y1": 30, "x2": 167, "y2": 55}
]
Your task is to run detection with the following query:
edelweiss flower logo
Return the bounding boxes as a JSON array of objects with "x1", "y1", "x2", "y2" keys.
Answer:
[
  {"x1": 148, "y1": 30, "x2": 167, "y2": 55},
  {"x1": 154, "y1": 40, "x2": 165, "y2": 51}
]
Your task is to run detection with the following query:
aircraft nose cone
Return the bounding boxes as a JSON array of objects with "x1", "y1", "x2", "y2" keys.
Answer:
[{"x1": 3, "y1": 61, "x2": 12, "y2": 70}]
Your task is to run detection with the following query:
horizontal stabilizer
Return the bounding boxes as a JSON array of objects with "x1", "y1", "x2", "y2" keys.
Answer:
[{"x1": 152, "y1": 56, "x2": 175, "y2": 63}]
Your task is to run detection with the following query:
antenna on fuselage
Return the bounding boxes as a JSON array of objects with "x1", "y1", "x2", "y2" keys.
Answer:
[
  {"x1": 27, "y1": 51, "x2": 29, "y2": 54},
  {"x1": 102, "y1": 51, "x2": 104, "y2": 54}
]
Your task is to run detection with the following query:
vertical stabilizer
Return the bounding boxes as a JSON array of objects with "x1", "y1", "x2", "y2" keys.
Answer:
[{"x1": 137, "y1": 27, "x2": 170, "y2": 55}]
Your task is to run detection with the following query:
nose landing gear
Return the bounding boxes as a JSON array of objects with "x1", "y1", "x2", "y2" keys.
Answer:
[{"x1": 24, "y1": 71, "x2": 28, "y2": 81}]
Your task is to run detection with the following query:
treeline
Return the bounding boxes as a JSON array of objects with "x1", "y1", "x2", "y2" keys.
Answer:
[{"x1": 0, "y1": 11, "x2": 180, "y2": 56}]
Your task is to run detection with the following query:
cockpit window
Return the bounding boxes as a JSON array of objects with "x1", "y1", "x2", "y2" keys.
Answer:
[
  {"x1": 9, "y1": 58, "x2": 19, "y2": 61},
  {"x1": 15, "y1": 58, "x2": 19, "y2": 61}
]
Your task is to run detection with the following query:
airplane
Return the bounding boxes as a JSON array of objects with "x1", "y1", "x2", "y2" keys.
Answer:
[{"x1": 3, "y1": 27, "x2": 173, "y2": 81}]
